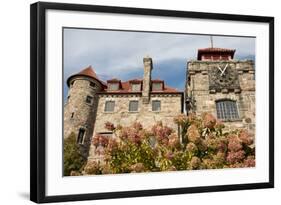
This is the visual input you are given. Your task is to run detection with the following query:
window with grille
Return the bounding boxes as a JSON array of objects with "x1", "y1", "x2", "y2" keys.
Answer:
[
  {"x1": 152, "y1": 83, "x2": 162, "y2": 91},
  {"x1": 108, "y1": 83, "x2": 119, "y2": 91},
  {"x1": 77, "y1": 128, "x2": 85, "y2": 144},
  {"x1": 131, "y1": 83, "x2": 141, "y2": 91},
  {"x1": 86, "y1": 95, "x2": 93, "y2": 104},
  {"x1": 216, "y1": 100, "x2": 239, "y2": 120},
  {"x1": 104, "y1": 101, "x2": 115, "y2": 112},
  {"x1": 129, "y1": 101, "x2": 139, "y2": 112},
  {"x1": 152, "y1": 100, "x2": 161, "y2": 111}
]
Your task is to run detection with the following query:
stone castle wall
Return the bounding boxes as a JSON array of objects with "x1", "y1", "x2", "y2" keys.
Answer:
[
  {"x1": 64, "y1": 77, "x2": 103, "y2": 157},
  {"x1": 93, "y1": 93, "x2": 183, "y2": 133},
  {"x1": 87, "y1": 93, "x2": 183, "y2": 161},
  {"x1": 186, "y1": 60, "x2": 255, "y2": 132}
]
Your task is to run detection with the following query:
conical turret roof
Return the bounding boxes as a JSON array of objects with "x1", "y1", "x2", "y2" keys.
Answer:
[{"x1": 66, "y1": 66, "x2": 106, "y2": 87}]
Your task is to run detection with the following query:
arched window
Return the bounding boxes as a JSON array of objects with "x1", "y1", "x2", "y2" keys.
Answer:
[{"x1": 216, "y1": 100, "x2": 239, "y2": 120}]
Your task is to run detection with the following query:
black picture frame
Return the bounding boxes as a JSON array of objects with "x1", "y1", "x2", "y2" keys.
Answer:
[{"x1": 30, "y1": 1, "x2": 274, "y2": 203}]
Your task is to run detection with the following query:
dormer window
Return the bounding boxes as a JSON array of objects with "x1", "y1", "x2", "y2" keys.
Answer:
[
  {"x1": 108, "y1": 83, "x2": 119, "y2": 91},
  {"x1": 107, "y1": 79, "x2": 121, "y2": 91},
  {"x1": 131, "y1": 83, "x2": 141, "y2": 92},
  {"x1": 152, "y1": 82, "x2": 163, "y2": 91}
]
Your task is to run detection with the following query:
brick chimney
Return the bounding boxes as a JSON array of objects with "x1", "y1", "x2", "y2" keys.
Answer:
[{"x1": 142, "y1": 56, "x2": 153, "y2": 103}]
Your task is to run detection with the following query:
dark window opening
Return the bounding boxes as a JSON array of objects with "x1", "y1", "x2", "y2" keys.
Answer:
[
  {"x1": 70, "y1": 81, "x2": 75, "y2": 87},
  {"x1": 77, "y1": 128, "x2": 85, "y2": 144},
  {"x1": 90, "y1": 82, "x2": 96, "y2": 88},
  {"x1": 71, "y1": 112, "x2": 74, "y2": 118},
  {"x1": 86, "y1": 95, "x2": 93, "y2": 104}
]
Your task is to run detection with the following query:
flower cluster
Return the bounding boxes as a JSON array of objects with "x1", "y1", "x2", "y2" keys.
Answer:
[
  {"x1": 202, "y1": 113, "x2": 217, "y2": 129},
  {"x1": 104, "y1": 121, "x2": 115, "y2": 131},
  {"x1": 151, "y1": 122, "x2": 173, "y2": 145},
  {"x1": 82, "y1": 113, "x2": 255, "y2": 175},
  {"x1": 92, "y1": 135, "x2": 109, "y2": 147}
]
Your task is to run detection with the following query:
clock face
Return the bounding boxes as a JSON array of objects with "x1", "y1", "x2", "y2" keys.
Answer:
[{"x1": 209, "y1": 63, "x2": 239, "y2": 90}]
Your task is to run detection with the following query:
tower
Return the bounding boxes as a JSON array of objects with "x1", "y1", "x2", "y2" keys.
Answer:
[
  {"x1": 64, "y1": 66, "x2": 105, "y2": 157},
  {"x1": 186, "y1": 47, "x2": 255, "y2": 132}
]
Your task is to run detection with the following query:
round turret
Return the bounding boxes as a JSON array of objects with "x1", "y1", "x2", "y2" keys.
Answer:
[{"x1": 64, "y1": 66, "x2": 105, "y2": 157}]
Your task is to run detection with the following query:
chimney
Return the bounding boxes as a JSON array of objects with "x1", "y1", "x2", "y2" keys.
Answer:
[{"x1": 142, "y1": 56, "x2": 153, "y2": 104}]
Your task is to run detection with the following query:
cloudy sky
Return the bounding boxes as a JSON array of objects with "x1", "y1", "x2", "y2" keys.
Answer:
[{"x1": 63, "y1": 28, "x2": 255, "y2": 100}]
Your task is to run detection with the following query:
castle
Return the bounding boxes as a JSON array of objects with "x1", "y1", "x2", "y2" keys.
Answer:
[
  {"x1": 64, "y1": 47, "x2": 255, "y2": 162},
  {"x1": 64, "y1": 56, "x2": 184, "y2": 159}
]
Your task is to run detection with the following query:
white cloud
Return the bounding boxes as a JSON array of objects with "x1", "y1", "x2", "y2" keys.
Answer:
[{"x1": 63, "y1": 28, "x2": 255, "y2": 80}]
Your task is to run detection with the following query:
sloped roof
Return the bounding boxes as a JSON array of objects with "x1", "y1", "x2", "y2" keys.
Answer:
[
  {"x1": 66, "y1": 66, "x2": 107, "y2": 87},
  {"x1": 67, "y1": 66, "x2": 183, "y2": 94},
  {"x1": 197, "y1": 47, "x2": 236, "y2": 60},
  {"x1": 103, "y1": 79, "x2": 181, "y2": 94}
]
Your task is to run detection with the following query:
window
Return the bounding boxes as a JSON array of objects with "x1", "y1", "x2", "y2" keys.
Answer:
[
  {"x1": 98, "y1": 132, "x2": 113, "y2": 138},
  {"x1": 131, "y1": 83, "x2": 141, "y2": 91},
  {"x1": 86, "y1": 95, "x2": 93, "y2": 104},
  {"x1": 70, "y1": 80, "x2": 75, "y2": 87},
  {"x1": 129, "y1": 101, "x2": 139, "y2": 112},
  {"x1": 105, "y1": 101, "x2": 115, "y2": 112},
  {"x1": 216, "y1": 100, "x2": 239, "y2": 120},
  {"x1": 77, "y1": 128, "x2": 85, "y2": 144},
  {"x1": 71, "y1": 112, "x2": 74, "y2": 118},
  {"x1": 152, "y1": 100, "x2": 161, "y2": 111},
  {"x1": 89, "y1": 82, "x2": 96, "y2": 88},
  {"x1": 152, "y1": 83, "x2": 162, "y2": 91},
  {"x1": 108, "y1": 83, "x2": 119, "y2": 91}
]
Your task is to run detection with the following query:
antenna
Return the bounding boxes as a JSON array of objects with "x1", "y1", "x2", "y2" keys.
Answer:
[{"x1": 210, "y1": 36, "x2": 213, "y2": 48}]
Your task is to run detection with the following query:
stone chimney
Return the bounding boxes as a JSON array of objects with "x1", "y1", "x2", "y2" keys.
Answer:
[{"x1": 142, "y1": 56, "x2": 153, "y2": 103}]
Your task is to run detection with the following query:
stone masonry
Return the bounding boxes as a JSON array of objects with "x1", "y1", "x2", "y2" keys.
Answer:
[{"x1": 186, "y1": 50, "x2": 255, "y2": 133}]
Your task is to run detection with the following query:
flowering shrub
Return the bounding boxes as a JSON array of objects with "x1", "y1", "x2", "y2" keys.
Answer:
[
  {"x1": 83, "y1": 113, "x2": 255, "y2": 175},
  {"x1": 63, "y1": 133, "x2": 86, "y2": 176}
]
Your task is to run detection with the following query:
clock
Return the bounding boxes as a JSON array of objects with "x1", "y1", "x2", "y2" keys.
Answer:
[{"x1": 209, "y1": 63, "x2": 240, "y2": 91}]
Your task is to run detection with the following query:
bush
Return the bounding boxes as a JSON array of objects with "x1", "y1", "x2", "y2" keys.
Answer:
[
  {"x1": 64, "y1": 132, "x2": 86, "y2": 176},
  {"x1": 84, "y1": 113, "x2": 255, "y2": 175}
]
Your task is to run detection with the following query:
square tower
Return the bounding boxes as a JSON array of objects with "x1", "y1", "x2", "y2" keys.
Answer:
[{"x1": 186, "y1": 47, "x2": 255, "y2": 132}]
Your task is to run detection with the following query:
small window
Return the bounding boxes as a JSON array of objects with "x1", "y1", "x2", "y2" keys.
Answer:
[
  {"x1": 108, "y1": 83, "x2": 119, "y2": 91},
  {"x1": 152, "y1": 83, "x2": 162, "y2": 91},
  {"x1": 71, "y1": 112, "x2": 74, "y2": 118},
  {"x1": 89, "y1": 82, "x2": 96, "y2": 88},
  {"x1": 86, "y1": 95, "x2": 93, "y2": 104},
  {"x1": 105, "y1": 101, "x2": 115, "y2": 112},
  {"x1": 152, "y1": 100, "x2": 161, "y2": 112},
  {"x1": 70, "y1": 81, "x2": 75, "y2": 87},
  {"x1": 77, "y1": 128, "x2": 85, "y2": 144},
  {"x1": 216, "y1": 100, "x2": 239, "y2": 120},
  {"x1": 131, "y1": 83, "x2": 141, "y2": 91},
  {"x1": 129, "y1": 101, "x2": 139, "y2": 112},
  {"x1": 98, "y1": 132, "x2": 113, "y2": 138}
]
